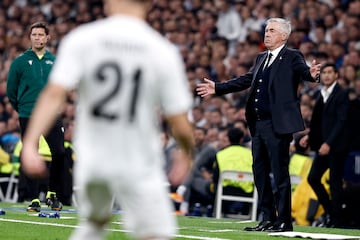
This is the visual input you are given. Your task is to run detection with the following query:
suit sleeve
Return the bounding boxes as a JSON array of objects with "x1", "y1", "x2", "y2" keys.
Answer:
[
  {"x1": 215, "y1": 73, "x2": 253, "y2": 95},
  {"x1": 215, "y1": 58, "x2": 259, "y2": 95},
  {"x1": 293, "y1": 50, "x2": 319, "y2": 83}
]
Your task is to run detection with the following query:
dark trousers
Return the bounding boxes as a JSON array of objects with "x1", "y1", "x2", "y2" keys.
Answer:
[
  {"x1": 18, "y1": 117, "x2": 65, "y2": 201},
  {"x1": 251, "y1": 119, "x2": 292, "y2": 223},
  {"x1": 307, "y1": 151, "x2": 346, "y2": 223}
]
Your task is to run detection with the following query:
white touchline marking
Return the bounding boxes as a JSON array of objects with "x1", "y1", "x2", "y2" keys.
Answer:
[
  {"x1": 0, "y1": 218, "x2": 230, "y2": 240},
  {"x1": 198, "y1": 229, "x2": 235, "y2": 233},
  {"x1": 27, "y1": 213, "x2": 76, "y2": 219},
  {"x1": 0, "y1": 218, "x2": 82, "y2": 229},
  {"x1": 207, "y1": 220, "x2": 254, "y2": 224}
]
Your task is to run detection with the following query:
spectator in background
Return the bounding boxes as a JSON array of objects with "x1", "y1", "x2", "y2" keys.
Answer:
[
  {"x1": 215, "y1": 0, "x2": 242, "y2": 56},
  {"x1": 213, "y1": 127, "x2": 253, "y2": 216},
  {"x1": 208, "y1": 108, "x2": 225, "y2": 129},
  {"x1": 300, "y1": 63, "x2": 349, "y2": 228},
  {"x1": 347, "y1": 78, "x2": 360, "y2": 151},
  {"x1": 341, "y1": 64, "x2": 358, "y2": 88},
  {"x1": 190, "y1": 105, "x2": 207, "y2": 127},
  {"x1": 6, "y1": 21, "x2": 65, "y2": 211},
  {"x1": 233, "y1": 119, "x2": 252, "y2": 149},
  {"x1": 341, "y1": 78, "x2": 360, "y2": 229},
  {"x1": 176, "y1": 126, "x2": 217, "y2": 215},
  {"x1": 300, "y1": 102, "x2": 313, "y2": 130},
  {"x1": 237, "y1": 4, "x2": 262, "y2": 43}
]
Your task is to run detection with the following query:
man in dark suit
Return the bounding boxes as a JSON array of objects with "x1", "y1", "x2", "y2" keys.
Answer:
[
  {"x1": 196, "y1": 18, "x2": 321, "y2": 232},
  {"x1": 300, "y1": 63, "x2": 349, "y2": 228}
]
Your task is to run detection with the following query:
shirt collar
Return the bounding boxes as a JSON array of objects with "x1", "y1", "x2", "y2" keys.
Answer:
[
  {"x1": 267, "y1": 44, "x2": 285, "y2": 60},
  {"x1": 321, "y1": 81, "x2": 337, "y2": 102},
  {"x1": 322, "y1": 81, "x2": 337, "y2": 94}
]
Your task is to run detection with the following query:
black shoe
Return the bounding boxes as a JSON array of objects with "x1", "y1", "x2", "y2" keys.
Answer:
[
  {"x1": 267, "y1": 222, "x2": 293, "y2": 232},
  {"x1": 27, "y1": 199, "x2": 41, "y2": 212},
  {"x1": 244, "y1": 221, "x2": 273, "y2": 231},
  {"x1": 46, "y1": 193, "x2": 63, "y2": 211}
]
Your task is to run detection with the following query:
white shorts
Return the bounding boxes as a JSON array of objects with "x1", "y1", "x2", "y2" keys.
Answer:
[{"x1": 74, "y1": 166, "x2": 176, "y2": 239}]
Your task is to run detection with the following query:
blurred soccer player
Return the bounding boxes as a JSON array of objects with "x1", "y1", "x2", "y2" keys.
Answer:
[{"x1": 21, "y1": 0, "x2": 194, "y2": 240}]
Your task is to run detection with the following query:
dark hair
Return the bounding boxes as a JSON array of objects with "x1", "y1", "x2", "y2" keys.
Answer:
[
  {"x1": 195, "y1": 126, "x2": 207, "y2": 135},
  {"x1": 227, "y1": 128, "x2": 244, "y2": 145},
  {"x1": 29, "y1": 22, "x2": 50, "y2": 35},
  {"x1": 320, "y1": 62, "x2": 338, "y2": 73}
]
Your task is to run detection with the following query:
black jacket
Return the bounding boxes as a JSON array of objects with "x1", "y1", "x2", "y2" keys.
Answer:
[
  {"x1": 308, "y1": 83, "x2": 349, "y2": 153},
  {"x1": 215, "y1": 46, "x2": 318, "y2": 135}
]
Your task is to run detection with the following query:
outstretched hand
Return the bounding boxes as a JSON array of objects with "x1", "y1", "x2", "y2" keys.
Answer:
[
  {"x1": 196, "y1": 78, "x2": 215, "y2": 97},
  {"x1": 310, "y1": 59, "x2": 321, "y2": 81}
]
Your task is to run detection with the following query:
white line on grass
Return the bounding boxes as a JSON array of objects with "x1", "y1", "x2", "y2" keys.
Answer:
[
  {"x1": 207, "y1": 220, "x2": 254, "y2": 224},
  {"x1": 0, "y1": 218, "x2": 230, "y2": 240}
]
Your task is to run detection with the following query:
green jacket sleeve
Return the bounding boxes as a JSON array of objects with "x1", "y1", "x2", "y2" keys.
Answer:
[{"x1": 6, "y1": 59, "x2": 20, "y2": 112}]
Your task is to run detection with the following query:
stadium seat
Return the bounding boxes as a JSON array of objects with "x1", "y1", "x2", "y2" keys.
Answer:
[
  {"x1": 5, "y1": 171, "x2": 19, "y2": 202},
  {"x1": 0, "y1": 170, "x2": 19, "y2": 203},
  {"x1": 215, "y1": 170, "x2": 258, "y2": 221}
]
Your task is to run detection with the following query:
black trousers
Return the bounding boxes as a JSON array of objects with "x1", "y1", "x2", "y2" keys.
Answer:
[
  {"x1": 18, "y1": 117, "x2": 65, "y2": 201},
  {"x1": 251, "y1": 119, "x2": 292, "y2": 223},
  {"x1": 307, "y1": 151, "x2": 346, "y2": 223}
]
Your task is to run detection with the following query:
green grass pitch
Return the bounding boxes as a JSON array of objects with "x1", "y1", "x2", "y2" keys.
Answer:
[{"x1": 0, "y1": 202, "x2": 359, "y2": 240}]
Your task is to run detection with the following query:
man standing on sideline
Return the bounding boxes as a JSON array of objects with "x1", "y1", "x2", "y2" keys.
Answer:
[
  {"x1": 7, "y1": 21, "x2": 64, "y2": 211},
  {"x1": 196, "y1": 18, "x2": 321, "y2": 232},
  {"x1": 21, "y1": 1, "x2": 194, "y2": 240},
  {"x1": 300, "y1": 63, "x2": 349, "y2": 228}
]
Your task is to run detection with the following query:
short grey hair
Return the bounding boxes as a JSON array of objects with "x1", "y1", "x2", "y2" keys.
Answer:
[{"x1": 266, "y1": 18, "x2": 292, "y2": 39}]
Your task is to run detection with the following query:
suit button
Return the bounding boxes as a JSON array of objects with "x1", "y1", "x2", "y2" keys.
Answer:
[
  {"x1": 255, "y1": 99, "x2": 258, "y2": 102},
  {"x1": 256, "y1": 89, "x2": 260, "y2": 92},
  {"x1": 259, "y1": 79, "x2": 263, "y2": 82}
]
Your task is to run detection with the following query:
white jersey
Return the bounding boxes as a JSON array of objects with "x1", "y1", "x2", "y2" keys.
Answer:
[{"x1": 50, "y1": 15, "x2": 192, "y2": 179}]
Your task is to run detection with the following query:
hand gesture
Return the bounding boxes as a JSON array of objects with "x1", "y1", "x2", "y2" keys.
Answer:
[
  {"x1": 299, "y1": 135, "x2": 309, "y2": 148},
  {"x1": 310, "y1": 59, "x2": 321, "y2": 80},
  {"x1": 196, "y1": 78, "x2": 215, "y2": 97},
  {"x1": 319, "y1": 143, "x2": 330, "y2": 156}
]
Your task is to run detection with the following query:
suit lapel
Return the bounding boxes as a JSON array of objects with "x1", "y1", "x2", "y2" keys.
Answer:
[
  {"x1": 269, "y1": 47, "x2": 287, "y2": 85},
  {"x1": 250, "y1": 53, "x2": 267, "y2": 89}
]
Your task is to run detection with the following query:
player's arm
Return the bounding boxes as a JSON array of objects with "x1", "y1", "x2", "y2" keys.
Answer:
[
  {"x1": 165, "y1": 112, "x2": 194, "y2": 186},
  {"x1": 21, "y1": 82, "x2": 67, "y2": 177}
]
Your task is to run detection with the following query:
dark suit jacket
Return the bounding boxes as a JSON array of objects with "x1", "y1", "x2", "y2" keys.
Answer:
[
  {"x1": 215, "y1": 46, "x2": 319, "y2": 135},
  {"x1": 348, "y1": 97, "x2": 360, "y2": 151},
  {"x1": 308, "y1": 83, "x2": 349, "y2": 153}
]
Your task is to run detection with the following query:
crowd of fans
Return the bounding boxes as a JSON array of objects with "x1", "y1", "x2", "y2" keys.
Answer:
[{"x1": 0, "y1": 0, "x2": 359, "y2": 226}]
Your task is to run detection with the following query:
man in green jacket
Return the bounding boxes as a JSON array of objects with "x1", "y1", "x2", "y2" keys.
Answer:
[{"x1": 7, "y1": 21, "x2": 65, "y2": 212}]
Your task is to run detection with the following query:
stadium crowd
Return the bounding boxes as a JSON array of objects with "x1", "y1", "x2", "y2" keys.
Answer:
[{"x1": 0, "y1": 0, "x2": 359, "y2": 228}]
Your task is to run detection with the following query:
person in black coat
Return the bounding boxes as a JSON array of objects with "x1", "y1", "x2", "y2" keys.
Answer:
[
  {"x1": 347, "y1": 78, "x2": 360, "y2": 151},
  {"x1": 300, "y1": 63, "x2": 349, "y2": 228},
  {"x1": 196, "y1": 18, "x2": 321, "y2": 232}
]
